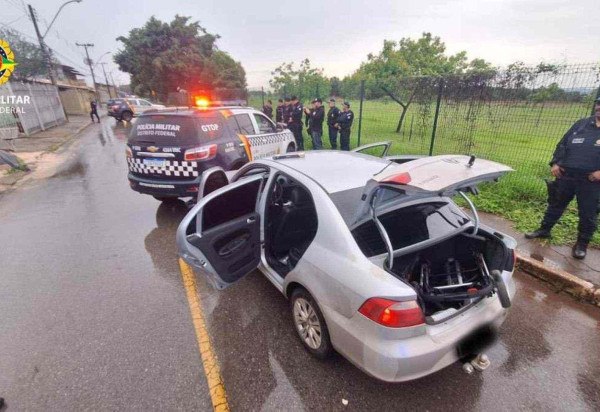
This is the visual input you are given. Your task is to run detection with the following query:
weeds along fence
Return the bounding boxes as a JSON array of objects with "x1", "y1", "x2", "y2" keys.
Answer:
[{"x1": 253, "y1": 63, "x2": 600, "y2": 201}]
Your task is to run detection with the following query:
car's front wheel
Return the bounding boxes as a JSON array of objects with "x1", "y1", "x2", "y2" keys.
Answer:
[
  {"x1": 122, "y1": 111, "x2": 133, "y2": 122},
  {"x1": 290, "y1": 288, "x2": 333, "y2": 359}
]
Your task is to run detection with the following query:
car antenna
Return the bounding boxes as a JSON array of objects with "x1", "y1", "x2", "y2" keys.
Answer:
[{"x1": 467, "y1": 155, "x2": 476, "y2": 168}]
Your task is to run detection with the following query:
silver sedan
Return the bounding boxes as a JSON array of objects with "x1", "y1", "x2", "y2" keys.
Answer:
[{"x1": 176, "y1": 149, "x2": 516, "y2": 382}]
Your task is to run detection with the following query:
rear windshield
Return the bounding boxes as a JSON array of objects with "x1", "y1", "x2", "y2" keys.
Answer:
[
  {"x1": 129, "y1": 113, "x2": 226, "y2": 145},
  {"x1": 352, "y1": 200, "x2": 470, "y2": 257}
]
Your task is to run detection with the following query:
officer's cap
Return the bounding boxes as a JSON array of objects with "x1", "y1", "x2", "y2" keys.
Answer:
[
  {"x1": 595, "y1": 96, "x2": 600, "y2": 103},
  {"x1": 291, "y1": 95, "x2": 298, "y2": 101},
  {"x1": 343, "y1": 101, "x2": 350, "y2": 108},
  {"x1": 329, "y1": 98, "x2": 336, "y2": 103},
  {"x1": 312, "y1": 98, "x2": 322, "y2": 104}
]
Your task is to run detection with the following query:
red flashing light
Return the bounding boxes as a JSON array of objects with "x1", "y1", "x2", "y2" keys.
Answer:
[
  {"x1": 195, "y1": 97, "x2": 210, "y2": 107},
  {"x1": 184, "y1": 144, "x2": 217, "y2": 161},
  {"x1": 358, "y1": 298, "x2": 424, "y2": 328},
  {"x1": 382, "y1": 172, "x2": 411, "y2": 185}
]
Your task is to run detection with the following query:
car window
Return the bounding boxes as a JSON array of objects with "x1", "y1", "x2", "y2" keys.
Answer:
[
  {"x1": 126, "y1": 99, "x2": 137, "y2": 105},
  {"x1": 139, "y1": 100, "x2": 152, "y2": 106},
  {"x1": 253, "y1": 113, "x2": 276, "y2": 134},
  {"x1": 202, "y1": 178, "x2": 262, "y2": 231},
  {"x1": 233, "y1": 114, "x2": 256, "y2": 135}
]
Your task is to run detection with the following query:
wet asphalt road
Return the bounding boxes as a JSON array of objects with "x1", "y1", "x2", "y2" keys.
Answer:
[{"x1": 0, "y1": 121, "x2": 599, "y2": 411}]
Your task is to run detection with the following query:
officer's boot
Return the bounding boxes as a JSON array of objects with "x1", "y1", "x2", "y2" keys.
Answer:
[
  {"x1": 525, "y1": 227, "x2": 552, "y2": 239},
  {"x1": 572, "y1": 241, "x2": 588, "y2": 259}
]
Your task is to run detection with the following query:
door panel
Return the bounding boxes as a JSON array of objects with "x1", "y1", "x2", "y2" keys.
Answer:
[{"x1": 176, "y1": 174, "x2": 264, "y2": 289}]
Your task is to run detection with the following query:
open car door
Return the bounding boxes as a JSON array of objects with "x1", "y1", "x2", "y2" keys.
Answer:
[
  {"x1": 353, "y1": 155, "x2": 512, "y2": 225},
  {"x1": 351, "y1": 141, "x2": 392, "y2": 157},
  {"x1": 177, "y1": 174, "x2": 265, "y2": 290}
]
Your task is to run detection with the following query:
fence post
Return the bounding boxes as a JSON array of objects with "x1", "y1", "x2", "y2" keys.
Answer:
[
  {"x1": 27, "y1": 83, "x2": 46, "y2": 133},
  {"x1": 357, "y1": 79, "x2": 365, "y2": 147},
  {"x1": 429, "y1": 78, "x2": 444, "y2": 156},
  {"x1": 591, "y1": 86, "x2": 600, "y2": 116}
]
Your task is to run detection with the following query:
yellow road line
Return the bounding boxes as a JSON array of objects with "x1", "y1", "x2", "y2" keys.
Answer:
[{"x1": 178, "y1": 258, "x2": 230, "y2": 412}]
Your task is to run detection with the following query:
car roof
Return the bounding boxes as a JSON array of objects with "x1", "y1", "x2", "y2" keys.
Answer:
[{"x1": 267, "y1": 151, "x2": 394, "y2": 193}]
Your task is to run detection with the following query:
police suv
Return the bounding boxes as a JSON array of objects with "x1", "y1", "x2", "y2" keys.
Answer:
[{"x1": 126, "y1": 106, "x2": 296, "y2": 201}]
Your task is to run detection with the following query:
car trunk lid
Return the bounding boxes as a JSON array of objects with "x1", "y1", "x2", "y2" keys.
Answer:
[{"x1": 353, "y1": 155, "x2": 512, "y2": 226}]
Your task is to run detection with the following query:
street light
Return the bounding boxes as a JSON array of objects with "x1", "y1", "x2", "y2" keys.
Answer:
[
  {"x1": 28, "y1": 0, "x2": 83, "y2": 85},
  {"x1": 93, "y1": 52, "x2": 112, "y2": 68},
  {"x1": 42, "y1": 0, "x2": 83, "y2": 40}
]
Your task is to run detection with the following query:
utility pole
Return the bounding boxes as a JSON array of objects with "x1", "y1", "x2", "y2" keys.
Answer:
[
  {"x1": 109, "y1": 72, "x2": 119, "y2": 97},
  {"x1": 28, "y1": 4, "x2": 56, "y2": 85},
  {"x1": 99, "y1": 63, "x2": 112, "y2": 99},
  {"x1": 76, "y1": 43, "x2": 99, "y2": 102}
]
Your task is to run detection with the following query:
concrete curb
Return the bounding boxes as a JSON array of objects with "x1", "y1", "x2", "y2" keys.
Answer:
[{"x1": 516, "y1": 254, "x2": 600, "y2": 307}]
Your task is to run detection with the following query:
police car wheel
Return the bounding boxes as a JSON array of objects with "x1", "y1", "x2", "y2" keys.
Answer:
[{"x1": 153, "y1": 196, "x2": 179, "y2": 203}]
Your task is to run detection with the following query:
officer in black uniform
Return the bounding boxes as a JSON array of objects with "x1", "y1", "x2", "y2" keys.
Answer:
[
  {"x1": 335, "y1": 102, "x2": 354, "y2": 151},
  {"x1": 288, "y1": 96, "x2": 304, "y2": 150},
  {"x1": 275, "y1": 99, "x2": 284, "y2": 123},
  {"x1": 307, "y1": 98, "x2": 325, "y2": 149},
  {"x1": 526, "y1": 97, "x2": 600, "y2": 259},
  {"x1": 283, "y1": 97, "x2": 292, "y2": 126},
  {"x1": 262, "y1": 99, "x2": 273, "y2": 119},
  {"x1": 90, "y1": 99, "x2": 100, "y2": 123},
  {"x1": 327, "y1": 98, "x2": 340, "y2": 149}
]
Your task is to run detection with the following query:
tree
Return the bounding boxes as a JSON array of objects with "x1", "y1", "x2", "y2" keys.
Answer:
[
  {"x1": 329, "y1": 76, "x2": 342, "y2": 97},
  {"x1": 0, "y1": 28, "x2": 48, "y2": 81},
  {"x1": 269, "y1": 59, "x2": 330, "y2": 100},
  {"x1": 345, "y1": 33, "x2": 494, "y2": 132},
  {"x1": 114, "y1": 15, "x2": 246, "y2": 101}
]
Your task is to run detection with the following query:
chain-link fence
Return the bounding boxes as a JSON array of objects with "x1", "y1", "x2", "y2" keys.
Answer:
[{"x1": 252, "y1": 63, "x2": 600, "y2": 201}]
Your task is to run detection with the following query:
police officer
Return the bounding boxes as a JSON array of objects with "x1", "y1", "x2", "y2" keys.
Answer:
[
  {"x1": 327, "y1": 98, "x2": 340, "y2": 149},
  {"x1": 262, "y1": 99, "x2": 273, "y2": 119},
  {"x1": 526, "y1": 97, "x2": 600, "y2": 259},
  {"x1": 275, "y1": 99, "x2": 284, "y2": 123},
  {"x1": 283, "y1": 97, "x2": 292, "y2": 126},
  {"x1": 288, "y1": 96, "x2": 304, "y2": 150},
  {"x1": 90, "y1": 99, "x2": 100, "y2": 123},
  {"x1": 307, "y1": 98, "x2": 325, "y2": 149},
  {"x1": 335, "y1": 102, "x2": 354, "y2": 151}
]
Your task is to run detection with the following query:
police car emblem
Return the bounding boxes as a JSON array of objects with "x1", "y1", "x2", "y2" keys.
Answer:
[{"x1": 147, "y1": 146, "x2": 159, "y2": 152}]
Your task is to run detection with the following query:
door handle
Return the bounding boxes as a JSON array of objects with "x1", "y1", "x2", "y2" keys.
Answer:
[{"x1": 247, "y1": 216, "x2": 256, "y2": 224}]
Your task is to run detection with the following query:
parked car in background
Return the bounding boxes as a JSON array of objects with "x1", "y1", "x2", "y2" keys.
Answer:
[
  {"x1": 176, "y1": 151, "x2": 516, "y2": 382},
  {"x1": 107, "y1": 98, "x2": 166, "y2": 122},
  {"x1": 126, "y1": 106, "x2": 296, "y2": 201}
]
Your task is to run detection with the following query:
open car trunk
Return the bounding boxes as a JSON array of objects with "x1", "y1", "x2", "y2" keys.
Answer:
[{"x1": 390, "y1": 230, "x2": 510, "y2": 323}]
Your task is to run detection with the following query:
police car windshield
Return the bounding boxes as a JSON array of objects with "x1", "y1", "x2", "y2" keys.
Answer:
[{"x1": 129, "y1": 113, "x2": 225, "y2": 146}]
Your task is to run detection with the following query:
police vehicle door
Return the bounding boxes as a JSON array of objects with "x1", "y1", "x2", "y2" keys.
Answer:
[{"x1": 248, "y1": 113, "x2": 288, "y2": 159}]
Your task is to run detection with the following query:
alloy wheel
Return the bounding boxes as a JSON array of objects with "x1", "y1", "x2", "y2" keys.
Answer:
[{"x1": 293, "y1": 297, "x2": 322, "y2": 349}]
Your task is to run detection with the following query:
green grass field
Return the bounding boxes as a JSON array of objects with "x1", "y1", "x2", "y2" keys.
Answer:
[{"x1": 249, "y1": 96, "x2": 599, "y2": 246}]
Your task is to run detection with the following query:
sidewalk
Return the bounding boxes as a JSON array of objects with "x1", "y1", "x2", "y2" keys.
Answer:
[
  {"x1": 0, "y1": 112, "x2": 104, "y2": 194},
  {"x1": 479, "y1": 211, "x2": 600, "y2": 306}
]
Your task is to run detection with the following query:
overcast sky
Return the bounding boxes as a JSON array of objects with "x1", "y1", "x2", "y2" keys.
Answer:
[{"x1": 2, "y1": 0, "x2": 598, "y2": 89}]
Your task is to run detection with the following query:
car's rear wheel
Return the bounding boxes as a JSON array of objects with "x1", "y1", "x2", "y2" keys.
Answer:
[
  {"x1": 122, "y1": 111, "x2": 133, "y2": 122},
  {"x1": 290, "y1": 288, "x2": 332, "y2": 359}
]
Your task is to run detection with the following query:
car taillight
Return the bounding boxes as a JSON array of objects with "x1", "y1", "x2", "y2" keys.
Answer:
[
  {"x1": 184, "y1": 144, "x2": 217, "y2": 161},
  {"x1": 126, "y1": 146, "x2": 132, "y2": 158},
  {"x1": 358, "y1": 298, "x2": 425, "y2": 328}
]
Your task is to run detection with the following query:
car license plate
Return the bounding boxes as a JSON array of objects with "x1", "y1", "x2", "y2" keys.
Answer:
[
  {"x1": 455, "y1": 324, "x2": 497, "y2": 358},
  {"x1": 143, "y1": 158, "x2": 166, "y2": 168}
]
